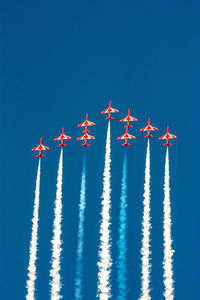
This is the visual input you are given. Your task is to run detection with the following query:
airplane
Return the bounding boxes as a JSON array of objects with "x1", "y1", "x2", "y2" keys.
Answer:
[
  {"x1": 53, "y1": 128, "x2": 72, "y2": 147},
  {"x1": 101, "y1": 101, "x2": 119, "y2": 119},
  {"x1": 77, "y1": 114, "x2": 96, "y2": 130},
  {"x1": 140, "y1": 118, "x2": 158, "y2": 138},
  {"x1": 158, "y1": 126, "x2": 177, "y2": 146},
  {"x1": 31, "y1": 138, "x2": 50, "y2": 157},
  {"x1": 117, "y1": 127, "x2": 136, "y2": 146},
  {"x1": 119, "y1": 109, "x2": 138, "y2": 128},
  {"x1": 77, "y1": 132, "x2": 95, "y2": 147}
]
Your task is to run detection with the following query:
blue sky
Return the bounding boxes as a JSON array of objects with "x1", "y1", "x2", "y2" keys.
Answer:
[{"x1": 0, "y1": 1, "x2": 199, "y2": 299}]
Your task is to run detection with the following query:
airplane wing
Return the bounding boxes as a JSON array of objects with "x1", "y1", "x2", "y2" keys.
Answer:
[
  {"x1": 87, "y1": 134, "x2": 95, "y2": 140},
  {"x1": 120, "y1": 116, "x2": 129, "y2": 122},
  {"x1": 110, "y1": 107, "x2": 119, "y2": 113},
  {"x1": 129, "y1": 116, "x2": 138, "y2": 121},
  {"x1": 53, "y1": 136, "x2": 61, "y2": 141},
  {"x1": 77, "y1": 135, "x2": 85, "y2": 140},
  {"x1": 31, "y1": 145, "x2": 41, "y2": 151},
  {"x1": 150, "y1": 125, "x2": 158, "y2": 131},
  {"x1": 126, "y1": 133, "x2": 136, "y2": 139},
  {"x1": 63, "y1": 134, "x2": 72, "y2": 139},
  {"x1": 169, "y1": 133, "x2": 177, "y2": 139},
  {"x1": 158, "y1": 134, "x2": 167, "y2": 140},
  {"x1": 87, "y1": 121, "x2": 96, "y2": 126},
  {"x1": 117, "y1": 133, "x2": 136, "y2": 140},
  {"x1": 120, "y1": 116, "x2": 137, "y2": 122},
  {"x1": 101, "y1": 107, "x2": 119, "y2": 114},
  {"x1": 140, "y1": 125, "x2": 158, "y2": 132},
  {"x1": 77, "y1": 121, "x2": 86, "y2": 127},
  {"x1": 117, "y1": 133, "x2": 126, "y2": 140},
  {"x1": 41, "y1": 145, "x2": 50, "y2": 150},
  {"x1": 101, "y1": 108, "x2": 109, "y2": 114},
  {"x1": 77, "y1": 134, "x2": 95, "y2": 140},
  {"x1": 77, "y1": 120, "x2": 95, "y2": 127},
  {"x1": 31, "y1": 144, "x2": 49, "y2": 151},
  {"x1": 139, "y1": 126, "x2": 148, "y2": 132}
]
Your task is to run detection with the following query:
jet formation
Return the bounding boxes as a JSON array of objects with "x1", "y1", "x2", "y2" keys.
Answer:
[
  {"x1": 77, "y1": 114, "x2": 96, "y2": 147},
  {"x1": 31, "y1": 101, "x2": 177, "y2": 157},
  {"x1": 117, "y1": 109, "x2": 138, "y2": 146}
]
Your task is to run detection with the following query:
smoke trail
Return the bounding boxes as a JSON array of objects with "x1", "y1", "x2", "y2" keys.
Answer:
[
  {"x1": 117, "y1": 150, "x2": 128, "y2": 300},
  {"x1": 50, "y1": 147, "x2": 63, "y2": 300},
  {"x1": 97, "y1": 120, "x2": 112, "y2": 300},
  {"x1": 139, "y1": 139, "x2": 151, "y2": 300},
  {"x1": 26, "y1": 158, "x2": 41, "y2": 300},
  {"x1": 163, "y1": 147, "x2": 174, "y2": 300},
  {"x1": 74, "y1": 151, "x2": 87, "y2": 300}
]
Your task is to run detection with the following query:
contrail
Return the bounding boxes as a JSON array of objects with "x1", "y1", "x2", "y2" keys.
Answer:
[
  {"x1": 26, "y1": 158, "x2": 41, "y2": 300},
  {"x1": 117, "y1": 150, "x2": 128, "y2": 300},
  {"x1": 50, "y1": 147, "x2": 63, "y2": 300},
  {"x1": 139, "y1": 138, "x2": 151, "y2": 300},
  {"x1": 97, "y1": 120, "x2": 112, "y2": 300},
  {"x1": 74, "y1": 151, "x2": 87, "y2": 300},
  {"x1": 163, "y1": 147, "x2": 174, "y2": 300}
]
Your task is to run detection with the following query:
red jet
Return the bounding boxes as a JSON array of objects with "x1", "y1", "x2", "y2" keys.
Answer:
[
  {"x1": 77, "y1": 133, "x2": 95, "y2": 147},
  {"x1": 120, "y1": 109, "x2": 138, "y2": 128},
  {"x1": 101, "y1": 101, "x2": 119, "y2": 119},
  {"x1": 117, "y1": 127, "x2": 136, "y2": 146},
  {"x1": 140, "y1": 118, "x2": 158, "y2": 138},
  {"x1": 77, "y1": 114, "x2": 95, "y2": 129},
  {"x1": 158, "y1": 126, "x2": 177, "y2": 146},
  {"x1": 31, "y1": 138, "x2": 50, "y2": 157},
  {"x1": 53, "y1": 128, "x2": 72, "y2": 147}
]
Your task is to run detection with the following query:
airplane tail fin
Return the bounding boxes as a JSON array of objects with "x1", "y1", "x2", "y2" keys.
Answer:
[
  {"x1": 82, "y1": 129, "x2": 91, "y2": 133},
  {"x1": 36, "y1": 154, "x2": 44, "y2": 157},
  {"x1": 145, "y1": 134, "x2": 153, "y2": 138},
  {"x1": 58, "y1": 143, "x2": 67, "y2": 147},
  {"x1": 105, "y1": 116, "x2": 114, "y2": 120},
  {"x1": 163, "y1": 142, "x2": 172, "y2": 146},
  {"x1": 81, "y1": 143, "x2": 90, "y2": 147},
  {"x1": 122, "y1": 142, "x2": 131, "y2": 146}
]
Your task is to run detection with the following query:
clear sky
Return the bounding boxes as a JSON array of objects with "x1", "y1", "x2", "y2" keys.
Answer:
[{"x1": 0, "y1": 1, "x2": 199, "y2": 299}]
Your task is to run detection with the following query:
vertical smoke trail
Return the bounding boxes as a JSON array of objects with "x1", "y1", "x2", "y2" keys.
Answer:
[
  {"x1": 97, "y1": 120, "x2": 112, "y2": 300},
  {"x1": 50, "y1": 148, "x2": 63, "y2": 300},
  {"x1": 117, "y1": 150, "x2": 128, "y2": 300},
  {"x1": 26, "y1": 158, "x2": 41, "y2": 300},
  {"x1": 140, "y1": 139, "x2": 151, "y2": 300},
  {"x1": 163, "y1": 147, "x2": 174, "y2": 300},
  {"x1": 74, "y1": 151, "x2": 87, "y2": 300}
]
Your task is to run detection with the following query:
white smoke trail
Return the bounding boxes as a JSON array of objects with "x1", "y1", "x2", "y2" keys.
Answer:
[
  {"x1": 163, "y1": 147, "x2": 174, "y2": 300},
  {"x1": 139, "y1": 139, "x2": 151, "y2": 300},
  {"x1": 26, "y1": 158, "x2": 41, "y2": 300},
  {"x1": 97, "y1": 120, "x2": 112, "y2": 300},
  {"x1": 117, "y1": 150, "x2": 128, "y2": 300},
  {"x1": 50, "y1": 148, "x2": 63, "y2": 300},
  {"x1": 74, "y1": 152, "x2": 86, "y2": 300}
]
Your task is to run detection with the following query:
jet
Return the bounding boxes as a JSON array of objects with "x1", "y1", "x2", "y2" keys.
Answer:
[
  {"x1": 77, "y1": 114, "x2": 96, "y2": 129},
  {"x1": 140, "y1": 118, "x2": 158, "y2": 138},
  {"x1": 158, "y1": 126, "x2": 177, "y2": 146},
  {"x1": 101, "y1": 101, "x2": 119, "y2": 119},
  {"x1": 117, "y1": 127, "x2": 136, "y2": 146},
  {"x1": 53, "y1": 128, "x2": 72, "y2": 147},
  {"x1": 120, "y1": 109, "x2": 138, "y2": 128},
  {"x1": 77, "y1": 133, "x2": 95, "y2": 147},
  {"x1": 31, "y1": 138, "x2": 50, "y2": 157}
]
